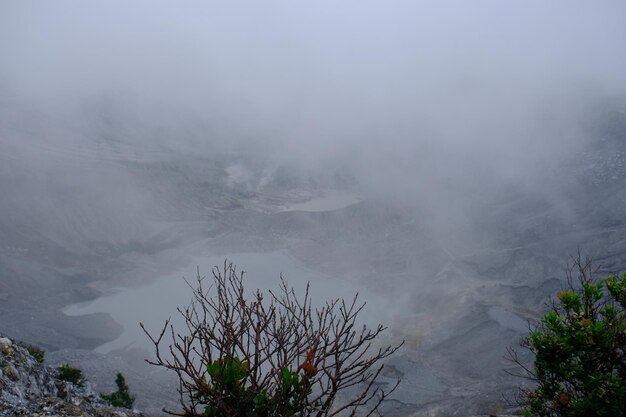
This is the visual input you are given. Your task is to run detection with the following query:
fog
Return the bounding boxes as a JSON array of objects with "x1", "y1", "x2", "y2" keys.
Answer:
[
  {"x1": 4, "y1": 1, "x2": 625, "y2": 174},
  {"x1": 3, "y1": 1, "x2": 626, "y2": 252},
  {"x1": 2, "y1": 1, "x2": 626, "y2": 415}
]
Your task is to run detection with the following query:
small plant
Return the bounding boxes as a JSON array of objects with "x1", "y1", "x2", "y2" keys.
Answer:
[
  {"x1": 57, "y1": 364, "x2": 85, "y2": 387},
  {"x1": 102, "y1": 372, "x2": 135, "y2": 409},
  {"x1": 197, "y1": 356, "x2": 312, "y2": 417},
  {"x1": 26, "y1": 345, "x2": 45, "y2": 363},
  {"x1": 509, "y1": 254, "x2": 626, "y2": 417}
]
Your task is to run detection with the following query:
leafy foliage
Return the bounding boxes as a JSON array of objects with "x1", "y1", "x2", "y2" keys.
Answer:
[
  {"x1": 25, "y1": 345, "x2": 45, "y2": 363},
  {"x1": 198, "y1": 357, "x2": 312, "y2": 417},
  {"x1": 57, "y1": 364, "x2": 85, "y2": 387},
  {"x1": 102, "y1": 372, "x2": 135, "y2": 409},
  {"x1": 513, "y1": 256, "x2": 626, "y2": 417},
  {"x1": 142, "y1": 261, "x2": 401, "y2": 417}
]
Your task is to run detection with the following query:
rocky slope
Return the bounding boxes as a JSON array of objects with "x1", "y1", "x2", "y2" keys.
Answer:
[{"x1": 0, "y1": 336, "x2": 146, "y2": 417}]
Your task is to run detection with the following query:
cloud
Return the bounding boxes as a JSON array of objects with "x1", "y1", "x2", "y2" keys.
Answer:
[{"x1": 1, "y1": 0, "x2": 625, "y2": 211}]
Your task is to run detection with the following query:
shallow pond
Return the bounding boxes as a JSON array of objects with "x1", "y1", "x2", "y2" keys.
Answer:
[
  {"x1": 281, "y1": 191, "x2": 362, "y2": 212},
  {"x1": 64, "y1": 250, "x2": 382, "y2": 353}
]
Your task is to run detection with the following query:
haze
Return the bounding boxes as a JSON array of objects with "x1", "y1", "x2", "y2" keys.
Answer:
[
  {"x1": 4, "y1": 1, "x2": 625, "y2": 178},
  {"x1": 2, "y1": 1, "x2": 626, "y2": 415}
]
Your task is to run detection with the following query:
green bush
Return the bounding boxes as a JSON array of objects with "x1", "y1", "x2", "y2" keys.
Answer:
[
  {"x1": 514, "y1": 257, "x2": 626, "y2": 417},
  {"x1": 197, "y1": 357, "x2": 310, "y2": 417},
  {"x1": 57, "y1": 364, "x2": 85, "y2": 387},
  {"x1": 101, "y1": 372, "x2": 135, "y2": 409},
  {"x1": 25, "y1": 345, "x2": 45, "y2": 363}
]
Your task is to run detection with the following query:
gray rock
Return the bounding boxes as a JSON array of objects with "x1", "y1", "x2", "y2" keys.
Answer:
[{"x1": 0, "y1": 334, "x2": 147, "y2": 417}]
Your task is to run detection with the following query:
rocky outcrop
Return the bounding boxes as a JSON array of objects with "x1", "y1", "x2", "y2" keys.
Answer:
[{"x1": 0, "y1": 336, "x2": 146, "y2": 417}]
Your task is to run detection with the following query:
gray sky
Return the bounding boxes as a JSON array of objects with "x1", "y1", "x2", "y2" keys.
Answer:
[{"x1": 2, "y1": 1, "x2": 626, "y2": 208}]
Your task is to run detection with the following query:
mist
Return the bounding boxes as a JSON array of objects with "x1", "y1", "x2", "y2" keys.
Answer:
[
  {"x1": 3, "y1": 1, "x2": 625, "y2": 254},
  {"x1": 4, "y1": 1, "x2": 625, "y2": 173},
  {"x1": 2, "y1": 1, "x2": 626, "y2": 415}
]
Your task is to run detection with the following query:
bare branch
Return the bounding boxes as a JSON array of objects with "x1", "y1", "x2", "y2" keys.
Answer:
[{"x1": 142, "y1": 260, "x2": 402, "y2": 416}]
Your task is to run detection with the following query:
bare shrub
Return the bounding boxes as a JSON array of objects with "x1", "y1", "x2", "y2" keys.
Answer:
[{"x1": 142, "y1": 261, "x2": 401, "y2": 416}]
